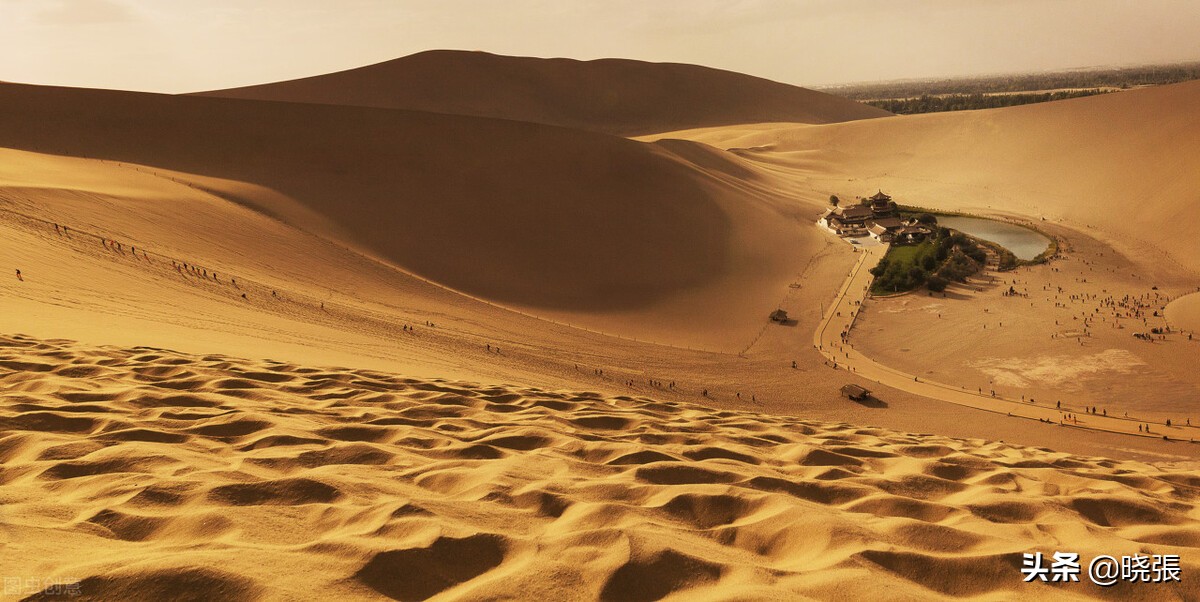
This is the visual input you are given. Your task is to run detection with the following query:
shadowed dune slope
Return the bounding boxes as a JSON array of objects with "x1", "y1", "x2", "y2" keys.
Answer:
[
  {"x1": 194, "y1": 50, "x2": 890, "y2": 136},
  {"x1": 0, "y1": 82, "x2": 741, "y2": 313},
  {"x1": 660, "y1": 80, "x2": 1200, "y2": 275}
]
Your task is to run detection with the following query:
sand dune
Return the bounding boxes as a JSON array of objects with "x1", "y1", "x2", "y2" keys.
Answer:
[
  {"x1": 0, "y1": 82, "x2": 824, "y2": 350},
  {"x1": 1166, "y1": 292, "x2": 1200, "y2": 334},
  {"x1": 195, "y1": 50, "x2": 891, "y2": 136},
  {"x1": 2, "y1": 80, "x2": 1195, "y2": 448},
  {"x1": 3, "y1": 334, "x2": 1198, "y2": 600},
  {"x1": 10, "y1": 156, "x2": 1188, "y2": 467},
  {"x1": 3, "y1": 54, "x2": 1200, "y2": 601}
]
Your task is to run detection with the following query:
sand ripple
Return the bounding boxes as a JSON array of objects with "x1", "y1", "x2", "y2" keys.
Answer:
[{"x1": 1, "y1": 334, "x2": 1198, "y2": 600}]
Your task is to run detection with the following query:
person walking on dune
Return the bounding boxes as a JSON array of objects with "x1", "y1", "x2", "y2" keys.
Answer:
[{"x1": 15, "y1": 269, "x2": 22, "y2": 281}]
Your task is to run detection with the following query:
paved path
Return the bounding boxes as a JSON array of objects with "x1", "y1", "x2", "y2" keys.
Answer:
[{"x1": 814, "y1": 243, "x2": 1196, "y2": 442}]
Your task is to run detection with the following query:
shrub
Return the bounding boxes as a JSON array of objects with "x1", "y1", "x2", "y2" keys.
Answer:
[
  {"x1": 997, "y1": 251, "x2": 1018, "y2": 271},
  {"x1": 938, "y1": 251, "x2": 982, "y2": 282},
  {"x1": 870, "y1": 232, "x2": 989, "y2": 294}
]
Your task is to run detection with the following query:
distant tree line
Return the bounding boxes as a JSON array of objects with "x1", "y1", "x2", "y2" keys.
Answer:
[
  {"x1": 822, "y1": 61, "x2": 1200, "y2": 101},
  {"x1": 865, "y1": 90, "x2": 1110, "y2": 114}
]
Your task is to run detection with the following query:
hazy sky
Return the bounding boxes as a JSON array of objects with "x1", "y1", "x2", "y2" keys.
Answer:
[{"x1": 1, "y1": 0, "x2": 1198, "y2": 92}]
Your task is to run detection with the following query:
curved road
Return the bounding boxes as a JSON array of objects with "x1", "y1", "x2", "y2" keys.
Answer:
[{"x1": 813, "y1": 243, "x2": 1195, "y2": 442}]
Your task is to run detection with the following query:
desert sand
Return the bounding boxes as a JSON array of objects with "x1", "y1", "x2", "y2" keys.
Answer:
[
  {"x1": 1166, "y1": 292, "x2": 1200, "y2": 334},
  {"x1": 2, "y1": 53, "x2": 1199, "y2": 600},
  {"x1": 3, "y1": 335, "x2": 1199, "y2": 601},
  {"x1": 849, "y1": 222, "x2": 1200, "y2": 425}
]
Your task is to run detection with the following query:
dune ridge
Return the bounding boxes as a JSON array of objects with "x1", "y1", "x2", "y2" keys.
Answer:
[
  {"x1": 194, "y1": 50, "x2": 891, "y2": 136},
  {"x1": 2, "y1": 334, "x2": 1198, "y2": 600}
]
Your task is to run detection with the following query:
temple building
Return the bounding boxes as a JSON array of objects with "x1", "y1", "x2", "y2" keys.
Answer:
[{"x1": 819, "y1": 190, "x2": 931, "y2": 244}]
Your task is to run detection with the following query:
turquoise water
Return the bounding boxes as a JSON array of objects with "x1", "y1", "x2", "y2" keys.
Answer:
[{"x1": 938, "y1": 216, "x2": 1052, "y2": 261}]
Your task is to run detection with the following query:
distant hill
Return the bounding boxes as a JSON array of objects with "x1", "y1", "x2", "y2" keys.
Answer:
[{"x1": 194, "y1": 50, "x2": 890, "y2": 136}]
